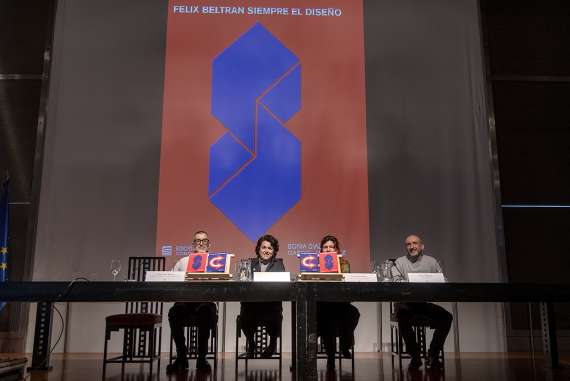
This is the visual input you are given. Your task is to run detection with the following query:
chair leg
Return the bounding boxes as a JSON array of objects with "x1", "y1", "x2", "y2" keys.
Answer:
[
  {"x1": 102, "y1": 329, "x2": 109, "y2": 380},
  {"x1": 278, "y1": 335, "x2": 282, "y2": 377},
  {"x1": 418, "y1": 326, "x2": 427, "y2": 359},
  {"x1": 213, "y1": 325, "x2": 218, "y2": 370},
  {"x1": 120, "y1": 329, "x2": 127, "y2": 377},
  {"x1": 168, "y1": 331, "x2": 173, "y2": 366},
  {"x1": 351, "y1": 346, "x2": 355, "y2": 374},
  {"x1": 398, "y1": 330, "x2": 403, "y2": 370},
  {"x1": 149, "y1": 329, "x2": 154, "y2": 376},
  {"x1": 155, "y1": 326, "x2": 162, "y2": 374},
  {"x1": 187, "y1": 326, "x2": 194, "y2": 359},
  {"x1": 235, "y1": 321, "x2": 239, "y2": 376},
  {"x1": 157, "y1": 326, "x2": 162, "y2": 372},
  {"x1": 339, "y1": 338, "x2": 343, "y2": 373},
  {"x1": 245, "y1": 338, "x2": 249, "y2": 375},
  {"x1": 390, "y1": 325, "x2": 395, "y2": 368}
]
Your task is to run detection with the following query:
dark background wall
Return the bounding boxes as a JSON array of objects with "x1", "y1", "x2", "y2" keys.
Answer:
[
  {"x1": 28, "y1": 0, "x2": 503, "y2": 353},
  {"x1": 480, "y1": 0, "x2": 570, "y2": 349},
  {"x1": 0, "y1": 0, "x2": 55, "y2": 352}
]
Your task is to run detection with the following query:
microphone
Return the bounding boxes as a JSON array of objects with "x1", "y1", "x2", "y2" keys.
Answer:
[{"x1": 387, "y1": 258, "x2": 405, "y2": 281}]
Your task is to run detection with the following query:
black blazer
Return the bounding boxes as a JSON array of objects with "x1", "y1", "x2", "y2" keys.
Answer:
[
  {"x1": 250, "y1": 257, "x2": 285, "y2": 273},
  {"x1": 241, "y1": 257, "x2": 285, "y2": 313}
]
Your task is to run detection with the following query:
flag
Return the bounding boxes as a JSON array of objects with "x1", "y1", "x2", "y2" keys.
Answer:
[
  {"x1": 298, "y1": 252, "x2": 319, "y2": 272},
  {"x1": 206, "y1": 253, "x2": 229, "y2": 273},
  {"x1": 186, "y1": 253, "x2": 207, "y2": 272},
  {"x1": 0, "y1": 178, "x2": 9, "y2": 312},
  {"x1": 319, "y1": 252, "x2": 340, "y2": 273}
]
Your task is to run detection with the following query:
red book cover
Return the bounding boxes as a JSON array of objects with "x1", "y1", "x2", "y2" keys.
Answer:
[
  {"x1": 319, "y1": 252, "x2": 339, "y2": 273},
  {"x1": 186, "y1": 253, "x2": 207, "y2": 272}
]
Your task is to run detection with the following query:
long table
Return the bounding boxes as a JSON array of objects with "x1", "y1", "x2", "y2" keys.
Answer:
[{"x1": 2, "y1": 281, "x2": 569, "y2": 380}]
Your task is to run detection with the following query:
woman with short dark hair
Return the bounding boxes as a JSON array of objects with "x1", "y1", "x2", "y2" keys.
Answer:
[{"x1": 239, "y1": 234, "x2": 285, "y2": 357}]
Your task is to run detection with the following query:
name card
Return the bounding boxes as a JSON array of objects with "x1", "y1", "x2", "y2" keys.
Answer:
[
  {"x1": 407, "y1": 273, "x2": 446, "y2": 283},
  {"x1": 343, "y1": 273, "x2": 378, "y2": 282},
  {"x1": 253, "y1": 272, "x2": 291, "y2": 282},
  {"x1": 145, "y1": 271, "x2": 186, "y2": 282}
]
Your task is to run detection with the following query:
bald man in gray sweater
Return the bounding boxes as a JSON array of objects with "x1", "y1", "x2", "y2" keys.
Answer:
[{"x1": 391, "y1": 235, "x2": 453, "y2": 371}]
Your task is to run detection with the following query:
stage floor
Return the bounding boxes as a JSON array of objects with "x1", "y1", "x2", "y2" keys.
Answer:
[{"x1": 10, "y1": 353, "x2": 570, "y2": 381}]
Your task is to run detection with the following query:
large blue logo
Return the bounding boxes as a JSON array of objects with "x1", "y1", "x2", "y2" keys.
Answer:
[{"x1": 209, "y1": 23, "x2": 301, "y2": 240}]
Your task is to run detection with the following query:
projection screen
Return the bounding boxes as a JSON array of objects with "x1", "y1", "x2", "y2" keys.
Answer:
[{"x1": 30, "y1": 0, "x2": 504, "y2": 353}]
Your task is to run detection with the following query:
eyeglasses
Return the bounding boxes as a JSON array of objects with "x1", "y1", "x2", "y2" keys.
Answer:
[{"x1": 193, "y1": 238, "x2": 210, "y2": 245}]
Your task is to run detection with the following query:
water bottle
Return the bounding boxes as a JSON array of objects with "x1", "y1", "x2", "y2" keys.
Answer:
[{"x1": 380, "y1": 260, "x2": 393, "y2": 282}]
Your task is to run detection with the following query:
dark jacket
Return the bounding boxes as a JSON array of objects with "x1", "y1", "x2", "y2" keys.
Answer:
[
  {"x1": 240, "y1": 257, "x2": 286, "y2": 318},
  {"x1": 250, "y1": 257, "x2": 285, "y2": 273}
]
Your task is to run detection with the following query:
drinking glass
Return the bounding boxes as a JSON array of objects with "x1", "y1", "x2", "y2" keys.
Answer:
[
  {"x1": 380, "y1": 260, "x2": 394, "y2": 282},
  {"x1": 372, "y1": 262, "x2": 382, "y2": 281},
  {"x1": 110, "y1": 259, "x2": 121, "y2": 281},
  {"x1": 237, "y1": 259, "x2": 252, "y2": 281}
]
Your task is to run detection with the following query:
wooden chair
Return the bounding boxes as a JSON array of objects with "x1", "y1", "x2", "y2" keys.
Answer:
[
  {"x1": 235, "y1": 315, "x2": 282, "y2": 376},
  {"x1": 316, "y1": 334, "x2": 355, "y2": 374},
  {"x1": 102, "y1": 257, "x2": 165, "y2": 379},
  {"x1": 389, "y1": 302, "x2": 444, "y2": 369},
  {"x1": 168, "y1": 313, "x2": 218, "y2": 369}
]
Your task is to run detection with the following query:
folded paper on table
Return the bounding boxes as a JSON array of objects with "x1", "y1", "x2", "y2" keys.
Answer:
[
  {"x1": 343, "y1": 273, "x2": 378, "y2": 282},
  {"x1": 253, "y1": 272, "x2": 291, "y2": 282},
  {"x1": 145, "y1": 271, "x2": 185, "y2": 282},
  {"x1": 407, "y1": 273, "x2": 446, "y2": 283}
]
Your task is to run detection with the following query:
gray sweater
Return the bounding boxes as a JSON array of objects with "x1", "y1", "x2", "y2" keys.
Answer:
[{"x1": 391, "y1": 254, "x2": 444, "y2": 282}]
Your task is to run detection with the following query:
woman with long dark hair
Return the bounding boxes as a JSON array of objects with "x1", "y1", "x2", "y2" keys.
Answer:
[{"x1": 317, "y1": 235, "x2": 360, "y2": 370}]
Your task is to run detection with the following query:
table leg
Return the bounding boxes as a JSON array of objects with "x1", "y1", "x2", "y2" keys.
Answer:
[
  {"x1": 306, "y1": 297, "x2": 317, "y2": 379},
  {"x1": 291, "y1": 301, "x2": 296, "y2": 370},
  {"x1": 539, "y1": 302, "x2": 559, "y2": 368},
  {"x1": 295, "y1": 284, "x2": 317, "y2": 381},
  {"x1": 29, "y1": 302, "x2": 54, "y2": 371},
  {"x1": 296, "y1": 290, "x2": 306, "y2": 379}
]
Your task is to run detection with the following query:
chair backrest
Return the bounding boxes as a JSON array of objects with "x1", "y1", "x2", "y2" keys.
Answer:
[
  {"x1": 127, "y1": 256, "x2": 165, "y2": 281},
  {"x1": 186, "y1": 324, "x2": 217, "y2": 357},
  {"x1": 390, "y1": 302, "x2": 430, "y2": 326},
  {"x1": 125, "y1": 256, "x2": 165, "y2": 315},
  {"x1": 317, "y1": 336, "x2": 330, "y2": 354}
]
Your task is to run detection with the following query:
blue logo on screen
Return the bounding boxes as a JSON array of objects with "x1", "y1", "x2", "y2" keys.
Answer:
[
  {"x1": 209, "y1": 23, "x2": 301, "y2": 240},
  {"x1": 161, "y1": 245, "x2": 173, "y2": 257}
]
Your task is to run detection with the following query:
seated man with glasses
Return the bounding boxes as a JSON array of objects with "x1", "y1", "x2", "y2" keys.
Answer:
[{"x1": 167, "y1": 231, "x2": 218, "y2": 373}]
